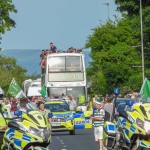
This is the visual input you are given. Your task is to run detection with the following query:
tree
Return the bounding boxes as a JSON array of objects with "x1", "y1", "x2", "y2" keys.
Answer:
[
  {"x1": 0, "y1": 0, "x2": 17, "y2": 33},
  {"x1": 86, "y1": 19, "x2": 142, "y2": 94},
  {"x1": 114, "y1": 0, "x2": 150, "y2": 78},
  {"x1": 115, "y1": 0, "x2": 150, "y2": 16},
  {"x1": 0, "y1": 0, "x2": 17, "y2": 47},
  {"x1": 0, "y1": 55, "x2": 27, "y2": 96}
]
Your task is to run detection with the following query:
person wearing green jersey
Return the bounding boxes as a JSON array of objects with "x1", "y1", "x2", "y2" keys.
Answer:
[{"x1": 90, "y1": 98, "x2": 105, "y2": 150}]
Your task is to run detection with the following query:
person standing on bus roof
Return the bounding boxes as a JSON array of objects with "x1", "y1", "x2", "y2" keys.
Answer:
[{"x1": 50, "y1": 42, "x2": 57, "y2": 53}]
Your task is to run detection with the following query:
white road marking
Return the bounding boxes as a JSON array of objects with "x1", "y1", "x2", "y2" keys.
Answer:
[{"x1": 57, "y1": 137, "x2": 67, "y2": 149}]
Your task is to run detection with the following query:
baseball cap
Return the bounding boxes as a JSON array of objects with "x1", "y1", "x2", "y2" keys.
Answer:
[{"x1": 94, "y1": 98, "x2": 101, "y2": 104}]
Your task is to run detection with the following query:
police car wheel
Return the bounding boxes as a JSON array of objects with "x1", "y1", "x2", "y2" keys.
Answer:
[{"x1": 70, "y1": 130, "x2": 75, "y2": 135}]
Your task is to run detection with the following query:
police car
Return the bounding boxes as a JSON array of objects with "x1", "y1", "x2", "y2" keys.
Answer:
[
  {"x1": 45, "y1": 100, "x2": 93, "y2": 134},
  {"x1": 45, "y1": 100, "x2": 75, "y2": 135}
]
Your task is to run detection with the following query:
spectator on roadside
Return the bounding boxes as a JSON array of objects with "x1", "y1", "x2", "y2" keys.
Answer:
[
  {"x1": 49, "y1": 95, "x2": 54, "y2": 100},
  {"x1": 50, "y1": 42, "x2": 57, "y2": 53},
  {"x1": 13, "y1": 98, "x2": 29, "y2": 118},
  {"x1": 38, "y1": 96, "x2": 44, "y2": 101},
  {"x1": 90, "y1": 98, "x2": 105, "y2": 150},
  {"x1": 104, "y1": 97, "x2": 115, "y2": 121},
  {"x1": 69, "y1": 96, "x2": 77, "y2": 111},
  {"x1": 89, "y1": 97, "x2": 94, "y2": 111},
  {"x1": 62, "y1": 93, "x2": 66, "y2": 101},
  {"x1": 10, "y1": 98, "x2": 18, "y2": 116},
  {"x1": 3, "y1": 98, "x2": 11, "y2": 111},
  {"x1": 26, "y1": 97, "x2": 37, "y2": 109},
  {"x1": 19, "y1": 97, "x2": 28, "y2": 113},
  {"x1": 131, "y1": 92, "x2": 137, "y2": 98},
  {"x1": 104, "y1": 94, "x2": 109, "y2": 103},
  {"x1": 94, "y1": 94, "x2": 102, "y2": 104},
  {"x1": 37, "y1": 101, "x2": 53, "y2": 122}
]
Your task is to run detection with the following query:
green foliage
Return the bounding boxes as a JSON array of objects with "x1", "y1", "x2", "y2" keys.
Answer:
[
  {"x1": 0, "y1": 55, "x2": 27, "y2": 96},
  {"x1": 115, "y1": 0, "x2": 150, "y2": 16},
  {"x1": 0, "y1": 0, "x2": 17, "y2": 34},
  {"x1": 115, "y1": 0, "x2": 150, "y2": 78},
  {"x1": 86, "y1": 0, "x2": 150, "y2": 95},
  {"x1": 86, "y1": 19, "x2": 144, "y2": 95}
]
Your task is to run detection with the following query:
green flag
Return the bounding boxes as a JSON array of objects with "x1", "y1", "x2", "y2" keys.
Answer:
[
  {"x1": 40, "y1": 84, "x2": 46, "y2": 97},
  {"x1": 140, "y1": 78, "x2": 150, "y2": 103},
  {"x1": 8, "y1": 78, "x2": 26, "y2": 98}
]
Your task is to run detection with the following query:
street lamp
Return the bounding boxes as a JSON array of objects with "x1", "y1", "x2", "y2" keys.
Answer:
[{"x1": 140, "y1": 0, "x2": 145, "y2": 83}]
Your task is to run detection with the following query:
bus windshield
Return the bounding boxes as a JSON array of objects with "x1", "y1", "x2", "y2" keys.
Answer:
[
  {"x1": 48, "y1": 56, "x2": 83, "y2": 72},
  {"x1": 47, "y1": 87, "x2": 85, "y2": 100}
]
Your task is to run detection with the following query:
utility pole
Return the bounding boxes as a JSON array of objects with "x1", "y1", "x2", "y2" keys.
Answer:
[{"x1": 140, "y1": 0, "x2": 145, "y2": 83}]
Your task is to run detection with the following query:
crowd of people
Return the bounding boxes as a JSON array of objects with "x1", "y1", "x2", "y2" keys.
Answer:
[
  {"x1": 0, "y1": 96, "x2": 53, "y2": 120},
  {"x1": 0, "y1": 93, "x2": 78, "y2": 118}
]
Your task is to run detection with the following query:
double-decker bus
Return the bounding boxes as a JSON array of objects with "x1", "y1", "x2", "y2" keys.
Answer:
[{"x1": 41, "y1": 52, "x2": 87, "y2": 102}]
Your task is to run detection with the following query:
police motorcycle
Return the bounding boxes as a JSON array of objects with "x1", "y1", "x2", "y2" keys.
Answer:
[
  {"x1": 103, "y1": 88, "x2": 150, "y2": 150},
  {"x1": 1, "y1": 103, "x2": 51, "y2": 150}
]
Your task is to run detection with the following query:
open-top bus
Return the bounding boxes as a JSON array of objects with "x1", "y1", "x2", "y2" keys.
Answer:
[{"x1": 41, "y1": 52, "x2": 87, "y2": 102}]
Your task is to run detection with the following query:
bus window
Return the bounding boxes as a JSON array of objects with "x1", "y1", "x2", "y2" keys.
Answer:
[
  {"x1": 47, "y1": 87, "x2": 66, "y2": 98},
  {"x1": 48, "y1": 57, "x2": 65, "y2": 72},
  {"x1": 47, "y1": 87, "x2": 85, "y2": 100},
  {"x1": 66, "y1": 56, "x2": 83, "y2": 72},
  {"x1": 66, "y1": 87, "x2": 85, "y2": 100}
]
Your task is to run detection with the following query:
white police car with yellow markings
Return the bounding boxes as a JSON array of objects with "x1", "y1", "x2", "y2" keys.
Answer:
[{"x1": 44, "y1": 100, "x2": 92, "y2": 135}]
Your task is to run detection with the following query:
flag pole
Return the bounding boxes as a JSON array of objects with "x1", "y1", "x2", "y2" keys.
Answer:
[
  {"x1": 140, "y1": 78, "x2": 147, "y2": 94},
  {"x1": 139, "y1": 77, "x2": 147, "y2": 103}
]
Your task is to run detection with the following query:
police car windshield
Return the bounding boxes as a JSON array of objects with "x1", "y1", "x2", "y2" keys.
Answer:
[{"x1": 45, "y1": 103, "x2": 70, "y2": 112}]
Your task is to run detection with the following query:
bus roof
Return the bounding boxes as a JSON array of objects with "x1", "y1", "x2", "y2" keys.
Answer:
[{"x1": 47, "y1": 53, "x2": 84, "y2": 57}]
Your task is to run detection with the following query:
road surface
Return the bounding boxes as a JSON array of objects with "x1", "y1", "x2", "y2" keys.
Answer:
[{"x1": 50, "y1": 129, "x2": 99, "y2": 150}]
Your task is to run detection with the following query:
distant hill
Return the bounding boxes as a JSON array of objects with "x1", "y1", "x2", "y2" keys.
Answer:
[{"x1": 1, "y1": 49, "x2": 92, "y2": 75}]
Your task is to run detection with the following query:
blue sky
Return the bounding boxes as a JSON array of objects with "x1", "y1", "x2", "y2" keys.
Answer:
[{"x1": 1, "y1": 0, "x2": 120, "y2": 50}]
